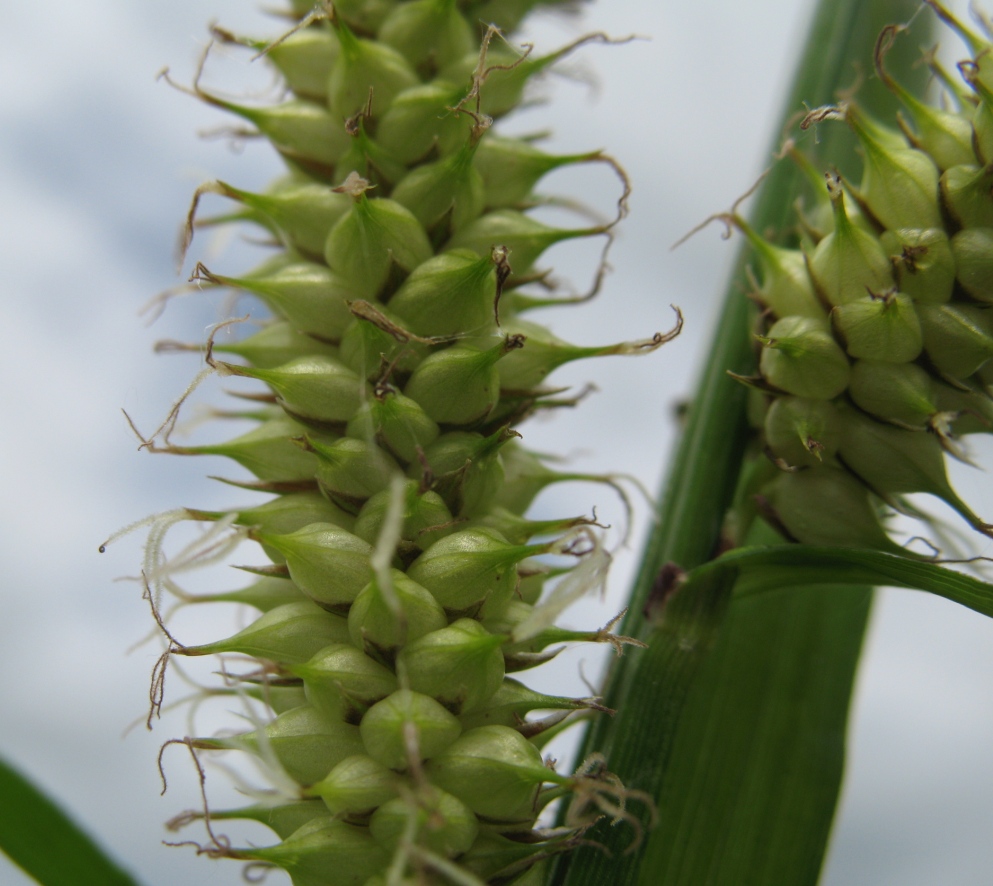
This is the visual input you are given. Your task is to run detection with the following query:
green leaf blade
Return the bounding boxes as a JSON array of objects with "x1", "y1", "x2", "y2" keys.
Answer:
[
  {"x1": 0, "y1": 756, "x2": 140, "y2": 886},
  {"x1": 719, "y1": 545, "x2": 993, "y2": 619},
  {"x1": 638, "y1": 584, "x2": 871, "y2": 886}
]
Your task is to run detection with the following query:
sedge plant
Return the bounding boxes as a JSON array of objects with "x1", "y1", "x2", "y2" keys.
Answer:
[{"x1": 5, "y1": 1, "x2": 993, "y2": 886}]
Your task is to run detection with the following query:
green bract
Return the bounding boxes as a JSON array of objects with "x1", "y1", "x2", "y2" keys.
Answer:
[{"x1": 140, "y1": 2, "x2": 667, "y2": 884}]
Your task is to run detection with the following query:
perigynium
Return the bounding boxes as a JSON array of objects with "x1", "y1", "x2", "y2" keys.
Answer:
[{"x1": 110, "y1": 2, "x2": 680, "y2": 883}]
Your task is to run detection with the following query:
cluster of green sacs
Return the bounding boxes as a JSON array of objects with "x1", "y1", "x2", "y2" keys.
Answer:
[
  {"x1": 740, "y1": 6, "x2": 993, "y2": 552},
  {"x1": 163, "y1": 1, "x2": 628, "y2": 885}
]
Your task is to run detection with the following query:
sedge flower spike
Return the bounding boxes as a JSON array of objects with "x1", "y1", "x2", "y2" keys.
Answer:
[
  {"x1": 726, "y1": 6, "x2": 993, "y2": 548},
  {"x1": 129, "y1": 2, "x2": 673, "y2": 884}
]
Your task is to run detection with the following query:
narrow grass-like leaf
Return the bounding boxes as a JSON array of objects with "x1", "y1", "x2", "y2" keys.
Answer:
[
  {"x1": 635, "y1": 543, "x2": 993, "y2": 884},
  {"x1": 0, "y1": 756, "x2": 140, "y2": 886},
  {"x1": 554, "y1": 1, "x2": 932, "y2": 884},
  {"x1": 636, "y1": 568, "x2": 871, "y2": 886},
  {"x1": 703, "y1": 545, "x2": 993, "y2": 617}
]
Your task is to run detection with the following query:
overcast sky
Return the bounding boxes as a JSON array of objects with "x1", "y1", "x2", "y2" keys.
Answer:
[{"x1": 2, "y1": 1, "x2": 993, "y2": 884}]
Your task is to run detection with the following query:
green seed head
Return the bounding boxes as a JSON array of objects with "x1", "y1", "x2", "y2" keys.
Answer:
[
  {"x1": 233, "y1": 98, "x2": 351, "y2": 172},
  {"x1": 457, "y1": 829, "x2": 549, "y2": 883},
  {"x1": 474, "y1": 136, "x2": 604, "y2": 209},
  {"x1": 331, "y1": 0, "x2": 399, "y2": 32},
  {"x1": 416, "y1": 427, "x2": 517, "y2": 518},
  {"x1": 458, "y1": 677, "x2": 596, "y2": 730},
  {"x1": 390, "y1": 132, "x2": 488, "y2": 236},
  {"x1": 447, "y1": 208, "x2": 605, "y2": 274},
  {"x1": 230, "y1": 177, "x2": 352, "y2": 257},
  {"x1": 145, "y1": 5, "x2": 667, "y2": 882},
  {"x1": 260, "y1": 27, "x2": 339, "y2": 102},
  {"x1": 204, "y1": 798, "x2": 329, "y2": 840},
  {"x1": 338, "y1": 303, "x2": 431, "y2": 380},
  {"x1": 492, "y1": 443, "x2": 569, "y2": 513},
  {"x1": 219, "y1": 260, "x2": 359, "y2": 342},
  {"x1": 730, "y1": 2, "x2": 993, "y2": 570},
  {"x1": 933, "y1": 381, "x2": 993, "y2": 435},
  {"x1": 961, "y1": 61, "x2": 993, "y2": 164},
  {"x1": 877, "y1": 31, "x2": 976, "y2": 170},
  {"x1": 191, "y1": 488, "x2": 355, "y2": 538},
  {"x1": 179, "y1": 414, "x2": 324, "y2": 483},
  {"x1": 192, "y1": 574, "x2": 304, "y2": 612}
]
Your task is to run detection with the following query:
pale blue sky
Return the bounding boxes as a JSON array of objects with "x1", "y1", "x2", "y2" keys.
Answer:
[{"x1": 1, "y1": 1, "x2": 992, "y2": 884}]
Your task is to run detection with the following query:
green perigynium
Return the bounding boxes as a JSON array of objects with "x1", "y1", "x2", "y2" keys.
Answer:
[
  {"x1": 132, "y1": 2, "x2": 670, "y2": 884},
  {"x1": 729, "y1": 2, "x2": 993, "y2": 549}
]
